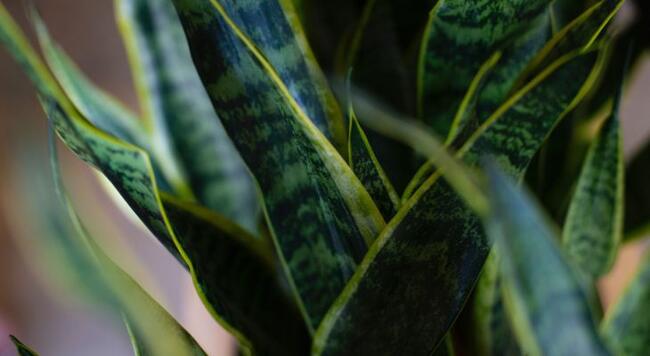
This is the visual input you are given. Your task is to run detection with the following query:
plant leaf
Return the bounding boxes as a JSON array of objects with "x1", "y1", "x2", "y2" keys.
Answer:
[
  {"x1": 171, "y1": 0, "x2": 386, "y2": 330},
  {"x1": 348, "y1": 107, "x2": 400, "y2": 219},
  {"x1": 625, "y1": 140, "x2": 650, "y2": 239},
  {"x1": 483, "y1": 162, "x2": 609, "y2": 356},
  {"x1": 418, "y1": 0, "x2": 552, "y2": 136},
  {"x1": 9, "y1": 336, "x2": 38, "y2": 356},
  {"x1": 1, "y1": 8, "x2": 306, "y2": 352},
  {"x1": 313, "y1": 49, "x2": 602, "y2": 354},
  {"x1": 602, "y1": 252, "x2": 650, "y2": 355},
  {"x1": 115, "y1": 0, "x2": 261, "y2": 233},
  {"x1": 562, "y1": 83, "x2": 624, "y2": 279}
]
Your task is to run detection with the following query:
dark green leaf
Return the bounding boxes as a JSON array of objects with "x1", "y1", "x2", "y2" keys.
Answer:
[
  {"x1": 418, "y1": 0, "x2": 552, "y2": 136},
  {"x1": 602, "y1": 252, "x2": 650, "y2": 355},
  {"x1": 115, "y1": 0, "x2": 261, "y2": 233},
  {"x1": 483, "y1": 163, "x2": 608, "y2": 356},
  {"x1": 313, "y1": 49, "x2": 602, "y2": 355},
  {"x1": 562, "y1": 87, "x2": 624, "y2": 279},
  {"x1": 348, "y1": 108, "x2": 400, "y2": 219},
  {"x1": 625, "y1": 141, "x2": 650, "y2": 239},
  {"x1": 9, "y1": 336, "x2": 38, "y2": 356},
  {"x1": 171, "y1": 0, "x2": 386, "y2": 330}
]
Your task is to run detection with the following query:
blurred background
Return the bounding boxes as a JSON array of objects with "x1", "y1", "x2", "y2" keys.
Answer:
[{"x1": 0, "y1": 0, "x2": 647, "y2": 355}]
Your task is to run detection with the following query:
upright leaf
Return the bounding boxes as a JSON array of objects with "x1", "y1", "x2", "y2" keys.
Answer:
[
  {"x1": 314, "y1": 49, "x2": 602, "y2": 354},
  {"x1": 562, "y1": 85, "x2": 624, "y2": 279},
  {"x1": 9, "y1": 336, "x2": 38, "y2": 356},
  {"x1": 625, "y1": 141, "x2": 650, "y2": 239},
  {"x1": 602, "y1": 252, "x2": 650, "y2": 355},
  {"x1": 348, "y1": 108, "x2": 400, "y2": 219},
  {"x1": 418, "y1": 0, "x2": 552, "y2": 136},
  {"x1": 483, "y1": 163, "x2": 609, "y2": 356},
  {"x1": 0, "y1": 8, "x2": 307, "y2": 353},
  {"x1": 171, "y1": 0, "x2": 385, "y2": 330},
  {"x1": 115, "y1": 0, "x2": 260, "y2": 233}
]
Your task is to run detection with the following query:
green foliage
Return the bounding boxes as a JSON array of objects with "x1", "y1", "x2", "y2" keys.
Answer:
[{"x1": 1, "y1": 0, "x2": 650, "y2": 355}]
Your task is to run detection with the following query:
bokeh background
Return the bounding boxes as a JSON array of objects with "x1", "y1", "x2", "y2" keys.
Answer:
[{"x1": 0, "y1": 1, "x2": 647, "y2": 355}]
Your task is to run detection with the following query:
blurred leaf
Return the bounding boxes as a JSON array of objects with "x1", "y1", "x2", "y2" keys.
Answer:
[
  {"x1": 313, "y1": 49, "x2": 602, "y2": 355},
  {"x1": 483, "y1": 163, "x2": 608, "y2": 356},
  {"x1": 1, "y1": 8, "x2": 306, "y2": 352},
  {"x1": 418, "y1": 0, "x2": 552, "y2": 136},
  {"x1": 551, "y1": 0, "x2": 595, "y2": 32},
  {"x1": 625, "y1": 141, "x2": 650, "y2": 239},
  {"x1": 115, "y1": 0, "x2": 261, "y2": 233},
  {"x1": 171, "y1": 0, "x2": 386, "y2": 330},
  {"x1": 602, "y1": 252, "x2": 650, "y2": 355},
  {"x1": 562, "y1": 76, "x2": 624, "y2": 279},
  {"x1": 348, "y1": 106, "x2": 400, "y2": 219},
  {"x1": 9, "y1": 336, "x2": 38, "y2": 356}
]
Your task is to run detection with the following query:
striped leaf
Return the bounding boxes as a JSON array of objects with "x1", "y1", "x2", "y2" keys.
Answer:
[
  {"x1": 171, "y1": 0, "x2": 385, "y2": 330},
  {"x1": 562, "y1": 88, "x2": 624, "y2": 279},
  {"x1": 0, "y1": 7, "x2": 306, "y2": 353},
  {"x1": 115, "y1": 0, "x2": 260, "y2": 233},
  {"x1": 418, "y1": 0, "x2": 552, "y2": 136},
  {"x1": 348, "y1": 108, "x2": 400, "y2": 219},
  {"x1": 313, "y1": 49, "x2": 602, "y2": 355},
  {"x1": 602, "y1": 252, "x2": 650, "y2": 355},
  {"x1": 9, "y1": 336, "x2": 38, "y2": 356},
  {"x1": 483, "y1": 163, "x2": 609, "y2": 356}
]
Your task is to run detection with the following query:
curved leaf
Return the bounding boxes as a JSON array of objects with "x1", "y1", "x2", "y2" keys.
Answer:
[
  {"x1": 115, "y1": 0, "x2": 260, "y2": 233},
  {"x1": 0, "y1": 7, "x2": 305, "y2": 353},
  {"x1": 314, "y1": 49, "x2": 602, "y2": 355},
  {"x1": 348, "y1": 108, "x2": 400, "y2": 219},
  {"x1": 562, "y1": 89, "x2": 624, "y2": 279},
  {"x1": 602, "y1": 252, "x2": 650, "y2": 355},
  {"x1": 171, "y1": 0, "x2": 386, "y2": 330},
  {"x1": 9, "y1": 336, "x2": 38, "y2": 356},
  {"x1": 418, "y1": 0, "x2": 552, "y2": 136},
  {"x1": 483, "y1": 163, "x2": 609, "y2": 356}
]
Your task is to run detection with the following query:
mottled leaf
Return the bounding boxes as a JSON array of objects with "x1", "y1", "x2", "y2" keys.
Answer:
[
  {"x1": 483, "y1": 163, "x2": 609, "y2": 356},
  {"x1": 171, "y1": 0, "x2": 386, "y2": 330},
  {"x1": 602, "y1": 251, "x2": 650, "y2": 355},
  {"x1": 562, "y1": 86, "x2": 624, "y2": 278},
  {"x1": 115, "y1": 0, "x2": 260, "y2": 233},
  {"x1": 9, "y1": 336, "x2": 38, "y2": 356},
  {"x1": 348, "y1": 108, "x2": 400, "y2": 219},
  {"x1": 1, "y1": 8, "x2": 306, "y2": 353},
  {"x1": 314, "y1": 49, "x2": 602, "y2": 355},
  {"x1": 418, "y1": 0, "x2": 552, "y2": 136}
]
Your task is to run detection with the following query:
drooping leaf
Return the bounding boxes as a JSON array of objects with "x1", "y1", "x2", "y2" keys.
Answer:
[
  {"x1": 171, "y1": 0, "x2": 386, "y2": 330},
  {"x1": 483, "y1": 163, "x2": 609, "y2": 356},
  {"x1": 1, "y1": 8, "x2": 307, "y2": 353},
  {"x1": 9, "y1": 336, "x2": 38, "y2": 356},
  {"x1": 418, "y1": 0, "x2": 552, "y2": 136},
  {"x1": 115, "y1": 0, "x2": 260, "y2": 233},
  {"x1": 348, "y1": 107, "x2": 400, "y2": 219},
  {"x1": 313, "y1": 49, "x2": 602, "y2": 355},
  {"x1": 562, "y1": 82, "x2": 624, "y2": 279},
  {"x1": 602, "y1": 252, "x2": 650, "y2": 355}
]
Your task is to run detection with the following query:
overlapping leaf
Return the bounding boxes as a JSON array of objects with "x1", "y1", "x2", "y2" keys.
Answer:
[
  {"x1": 602, "y1": 252, "x2": 650, "y2": 355},
  {"x1": 418, "y1": 0, "x2": 552, "y2": 136},
  {"x1": 313, "y1": 49, "x2": 602, "y2": 355},
  {"x1": 171, "y1": 0, "x2": 385, "y2": 330},
  {"x1": 0, "y1": 6, "x2": 307, "y2": 353},
  {"x1": 562, "y1": 85, "x2": 624, "y2": 279},
  {"x1": 115, "y1": 0, "x2": 260, "y2": 233},
  {"x1": 483, "y1": 163, "x2": 609, "y2": 356}
]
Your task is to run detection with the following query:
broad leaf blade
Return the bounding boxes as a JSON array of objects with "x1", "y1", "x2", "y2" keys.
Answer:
[
  {"x1": 348, "y1": 109, "x2": 400, "y2": 219},
  {"x1": 483, "y1": 163, "x2": 608, "y2": 356},
  {"x1": 115, "y1": 0, "x2": 261, "y2": 233},
  {"x1": 562, "y1": 88, "x2": 624, "y2": 279},
  {"x1": 9, "y1": 336, "x2": 38, "y2": 356},
  {"x1": 314, "y1": 49, "x2": 602, "y2": 354},
  {"x1": 418, "y1": 0, "x2": 552, "y2": 136},
  {"x1": 602, "y1": 252, "x2": 650, "y2": 355},
  {"x1": 171, "y1": 0, "x2": 386, "y2": 329}
]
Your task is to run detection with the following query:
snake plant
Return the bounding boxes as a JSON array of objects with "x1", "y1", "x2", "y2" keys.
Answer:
[{"x1": 1, "y1": 0, "x2": 650, "y2": 354}]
